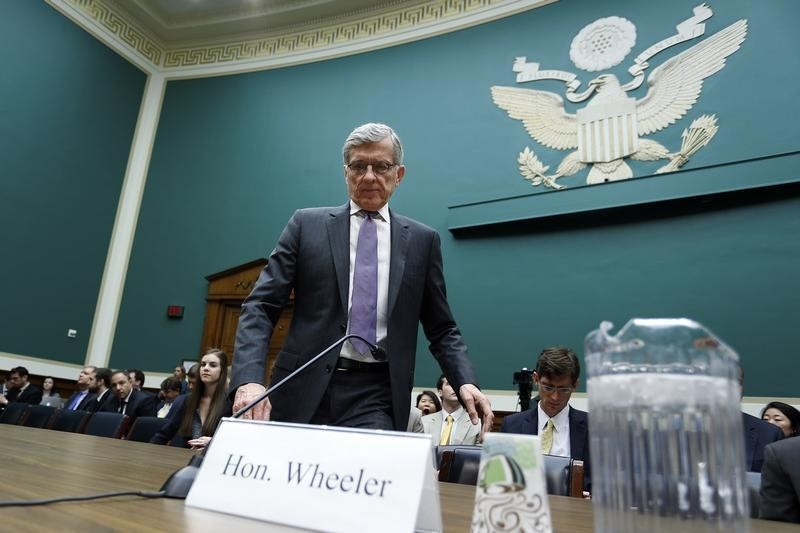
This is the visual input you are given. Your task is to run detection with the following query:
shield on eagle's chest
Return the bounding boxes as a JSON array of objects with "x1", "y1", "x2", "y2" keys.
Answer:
[{"x1": 576, "y1": 95, "x2": 638, "y2": 163}]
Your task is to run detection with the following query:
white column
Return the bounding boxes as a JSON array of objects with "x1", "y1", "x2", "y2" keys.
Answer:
[{"x1": 85, "y1": 73, "x2": 166, "y2": 368}]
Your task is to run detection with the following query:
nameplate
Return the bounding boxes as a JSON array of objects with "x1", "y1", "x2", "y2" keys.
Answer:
[
  {"x1": 186, "y1": 418, "x2": 441, "y2": 532},
  {"x1": 470, "y1": 433, "x2": 552, "y2": 532}
]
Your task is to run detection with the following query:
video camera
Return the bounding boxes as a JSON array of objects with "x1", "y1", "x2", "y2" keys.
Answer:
[{"x1": 512, "y1": 368, "x2": 534, "y2": 412}]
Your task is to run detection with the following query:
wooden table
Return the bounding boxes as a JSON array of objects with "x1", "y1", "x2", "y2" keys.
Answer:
[{"x1": 1, "y1": 426, "x2": 795, "y2": 531}]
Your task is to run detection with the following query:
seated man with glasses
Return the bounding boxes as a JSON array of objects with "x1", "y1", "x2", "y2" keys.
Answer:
[{"x1": 500, "y1": 346, "x2": 591, "y2": 491}]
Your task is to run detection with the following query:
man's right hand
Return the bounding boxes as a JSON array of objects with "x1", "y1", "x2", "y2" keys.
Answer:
[{"x1": 233, "y1": 383, "x2": 271, "y2": 421}]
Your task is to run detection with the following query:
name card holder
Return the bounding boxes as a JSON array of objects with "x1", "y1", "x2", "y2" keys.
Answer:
[{"x1": 187, "y1": 418, "x2": 441, "y2": 532}]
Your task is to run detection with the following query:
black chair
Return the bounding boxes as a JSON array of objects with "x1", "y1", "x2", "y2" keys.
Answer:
[
  {"x1": 0, "y1": 403, "x2": 30, "y2": 425},
  {"x1": 746, "y1": 471, "x2": 761, "y2": 519},
  {"x1": 82, "y1": 412, "x2": 130, "y2": 438},
  {"x1": 126, "y1": 416, "x2": 169, "y2": 443},
  {"x1": 438, "y1": 448, "x2": 585, "y2": 498},
  {"x1": 438, "y1": 446, "x2": 482, "y2": 485},
  {"x1": 21, "y1": 405, "x2": 57, "y2": 428},
  {"x1": 51, "y1": 409, "x2": 91, "y2": 433},
  {"x1": 542, "y1": 454, "x2": 584, "y2": 497}
]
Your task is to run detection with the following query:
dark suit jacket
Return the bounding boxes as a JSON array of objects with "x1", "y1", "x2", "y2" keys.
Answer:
[
  {"x1": 231, "y1": 204, "x2": 477, "y2": 431},
  {"x1": 151, "y1": 394, "x2": 232, "y2": 448},
  {"x1": 87, "y1": 389, "x2": 115, "y2": 413},
  {"x1": 500, "y1": 405, "x2": 591, "y2": 490},
  {"x1": 743, "y1": 412, "x2": 783, "y2": 472},
  {"x1": 104, "y1": 389, "x2": 157, "y2": 419},
  {"x1": 759, "y1": 437, "x2": 800, "y2": 523},
  {"x1": 65, "y1": 390, "x2": 97, "y2": 411},
  {"x1": 7, "y1": 384, "x2": 42, "y2": 405}
]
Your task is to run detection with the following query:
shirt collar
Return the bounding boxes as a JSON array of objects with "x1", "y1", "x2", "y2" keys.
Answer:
[
  {"x1": 443, "y1": 405, "x2": 464, "y2": 420},
  {"x1": 537, "y1": 401, "x2": 570, "y2": 433},
  {"x1": 349, "y1": 200, "x2": 390, "y2": 222}
]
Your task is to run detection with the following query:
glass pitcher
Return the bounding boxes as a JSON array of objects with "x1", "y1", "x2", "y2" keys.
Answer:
[{"x1": 585, "y1": 318, "x2": 749, "y2": 533}]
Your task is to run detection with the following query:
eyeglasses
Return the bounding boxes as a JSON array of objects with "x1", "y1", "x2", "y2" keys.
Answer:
[
  {"x1": 346, "y1": 161, "x2": 397, "y2": 177},
  {"x1": 539, "y1": 383, "x2": 574, "y2": 394}
]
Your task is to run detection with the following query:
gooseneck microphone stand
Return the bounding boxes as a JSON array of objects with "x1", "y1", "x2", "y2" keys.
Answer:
[{"x1": 160, "y1": 334, "x2": 386, "y2": 498}]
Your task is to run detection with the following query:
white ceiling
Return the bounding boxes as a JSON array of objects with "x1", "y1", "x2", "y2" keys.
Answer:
[{"x1": 111, "y1": 0, "x2": 419, "y2": 44}]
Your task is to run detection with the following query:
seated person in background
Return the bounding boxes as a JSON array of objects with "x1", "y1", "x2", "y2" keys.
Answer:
[
  {"x1": 186, "y1": 363, "x2": 199, "y2": 393},
  {"x1": 64, "y1": 366, "x2": 96, "y2": 411},
  {"x1": 407, "y1": 406, "x2": 424, "y2": 433},
  {"x1": 39, "y1": 377, "x2": 62, "y2": 407},
  {"x1": 104, "y1": 370, "x2": 157, "y2": 419},
  {"x1": 87, "y1": 368, "x2": 115, "y2": 413},
  {"x1": 157, "y1": 377, "x2": 183, "y2": 418},
  {"x1": 151, "y1": 349, "x2": 231, "y2": 449},
  {"x1": 761, "y1": 401, "x2": 800, "y2": 439},
  {"x1": 759, "y1": 437, "x2": 800, "y2": 523},
  {"x1": 421, "y1": 375, "x2": 481, "y2": 445},
  {"x1": 173, "y1": 364, "x2": 189, "y2": 394},
  {"x1": 416, "y1": 390, "x2": 442, "y2": 416},
  {"x1": 500, "y1": 347, "x2": 591, "y2": 490},
  {"x1": 0, "y1": 367, "x2": 43, "y2": 407},
  {"x1": 127, "y1": 368, "x2": 150, "y2": 393},
  {"x1": 738, "y1": 367, "x2": 783, "y2": 472}
]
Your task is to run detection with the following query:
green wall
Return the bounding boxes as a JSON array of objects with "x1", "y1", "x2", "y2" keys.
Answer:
[
  {"x1": 111, "y1": 0, "x2": 797, "y2": 395},
  {"x1": 0, "y1": 1, "x2": 145, "y2": 364}
]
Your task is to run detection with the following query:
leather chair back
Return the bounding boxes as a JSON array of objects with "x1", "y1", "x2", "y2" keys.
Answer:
[
  {"x1": 21, "y1": 405, "x2": 57, "y2": 428},
  {"x1": 127, "y1": 416, "x2": 169, "y2": 443}
]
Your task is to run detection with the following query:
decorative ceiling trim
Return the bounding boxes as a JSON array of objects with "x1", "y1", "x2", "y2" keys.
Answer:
[{"x1": 48, "y1": 0, "x2": 553, "y2": 79}]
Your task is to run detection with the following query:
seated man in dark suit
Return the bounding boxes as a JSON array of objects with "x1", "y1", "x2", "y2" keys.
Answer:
[
  {"x1": 104, "y1": 370, "x2": 157, "y2": 419},
  {"x1": 86, "y1": 367, "x2": 115, "y2": 413},
  {"x1": 500, "y1": 347, "x2": 591, "y2": 491},
  {"x1": 738, "y1": 367, "x2": 782, "y2": 472},
  {"x1": 759, "y1": 437, "x2": 800, "y2": 523},
  {"x1": 0, "y1": 366, "x2": 43, "y2": 407},
  {"x1": 63, "y1": 366, "x2": 97, "y2": 411},
  {"x1": 743, "y1": 412, "x2": 783, "y2": 472}
]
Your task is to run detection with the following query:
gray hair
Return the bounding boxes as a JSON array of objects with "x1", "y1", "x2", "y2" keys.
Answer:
[{"x1": 342, "y1": 123, "x2": 403, "y2": 164}]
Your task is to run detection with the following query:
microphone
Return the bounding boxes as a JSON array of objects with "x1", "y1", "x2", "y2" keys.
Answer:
[
  {"x1": 233, "y1": 333, "x2": 386, "y2": 419},
  {"x1": 160, "y1": 334, "x2": 386, "y2": 499}
]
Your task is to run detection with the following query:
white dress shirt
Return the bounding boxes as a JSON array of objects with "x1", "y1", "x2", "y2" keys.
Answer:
[
  {"x1": 537, "y1": 401, "x2": 571, "y2": 457},
  {"x1": 340, "y1": 200, "x2": 391, "y2": 362}
]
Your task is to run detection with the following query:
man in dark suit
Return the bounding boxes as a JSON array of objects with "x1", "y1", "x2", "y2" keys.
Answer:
[
  {"x1": 743, "y1": 412, "x2": 782, "y2": 472},
  {"x1": 500, "y1": 347, "x2": 591, "y2": 491},
  {"x1": 738, "y1": 366, "x2": 782, "y2": 472},
  {"x1": 0, "y1": 367, "x2": 43, "y2": 407},
  {"x1": 231, "y1": 123, "x2": 492, "y2": 433},
  {"x1": 104, "y1": 370, "x2": 157, "y2": 419},
  {"x1": 63, "y1": 366, "x2": 97, "y2": 411},
  {"x1": 759, "y1": 437, "x2": 800, "y2": 523},
  {"x1": 86, "y1": 367, "x2": 115, "y2": 413}
]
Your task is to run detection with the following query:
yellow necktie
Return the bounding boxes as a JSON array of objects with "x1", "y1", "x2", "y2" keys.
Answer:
[
  {"x1": 440, "y1": 415, "x2": 454, "y2": 445},
  {"x1": 541, "y1": 419, "x2": 554, "y2": 454}
]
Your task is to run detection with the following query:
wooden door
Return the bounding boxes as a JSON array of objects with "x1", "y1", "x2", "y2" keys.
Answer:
[{"x1": 200, "y1": 259, "x2": 293, "y2": 386}]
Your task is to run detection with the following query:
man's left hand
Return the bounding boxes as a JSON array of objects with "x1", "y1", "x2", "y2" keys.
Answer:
[{"x1": 460, "y1": 384, "x2": 494, "y2": 443}]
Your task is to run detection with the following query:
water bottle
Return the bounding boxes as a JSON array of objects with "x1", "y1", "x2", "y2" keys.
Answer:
[{"x1": 585, "y1": 318, "x2": 749, "y2": 533}]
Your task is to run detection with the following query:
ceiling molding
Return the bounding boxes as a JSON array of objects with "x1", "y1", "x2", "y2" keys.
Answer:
[{"x1": 48, "y1": 0, "x2": 553, "y2": 79}]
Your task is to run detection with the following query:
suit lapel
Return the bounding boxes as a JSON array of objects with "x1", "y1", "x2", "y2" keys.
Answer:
[
  {"x1": 744, "y1": 425, "x2": 757, "y2": 468},
  {"x1": 454, "y1": 409, "x2": 472, "y2": 443},
  {"x1": 568, "y1": 407, "x2": 587, "y2": 458},
  {"x1": 387, "y1": 210, "x2": 409, "y2": 319},
  {"x1": 525, "y1": 408, "x2": 540, "y2": 435},
  {"x1": 326, "y1": 204, "x2": 351, "y2": 315}
]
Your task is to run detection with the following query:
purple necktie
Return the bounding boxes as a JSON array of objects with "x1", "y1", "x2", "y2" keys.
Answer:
[{"x1": 350, "y1": 211, "x2": 378, "y2": 354}]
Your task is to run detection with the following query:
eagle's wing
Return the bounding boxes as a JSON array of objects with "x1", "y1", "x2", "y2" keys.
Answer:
[
  {"x1": 636, "y1": 19, "x2": 747, "y2": 136},
  {"x1": 491, "y1": 86, "x2": 578, "y2": 150}
]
